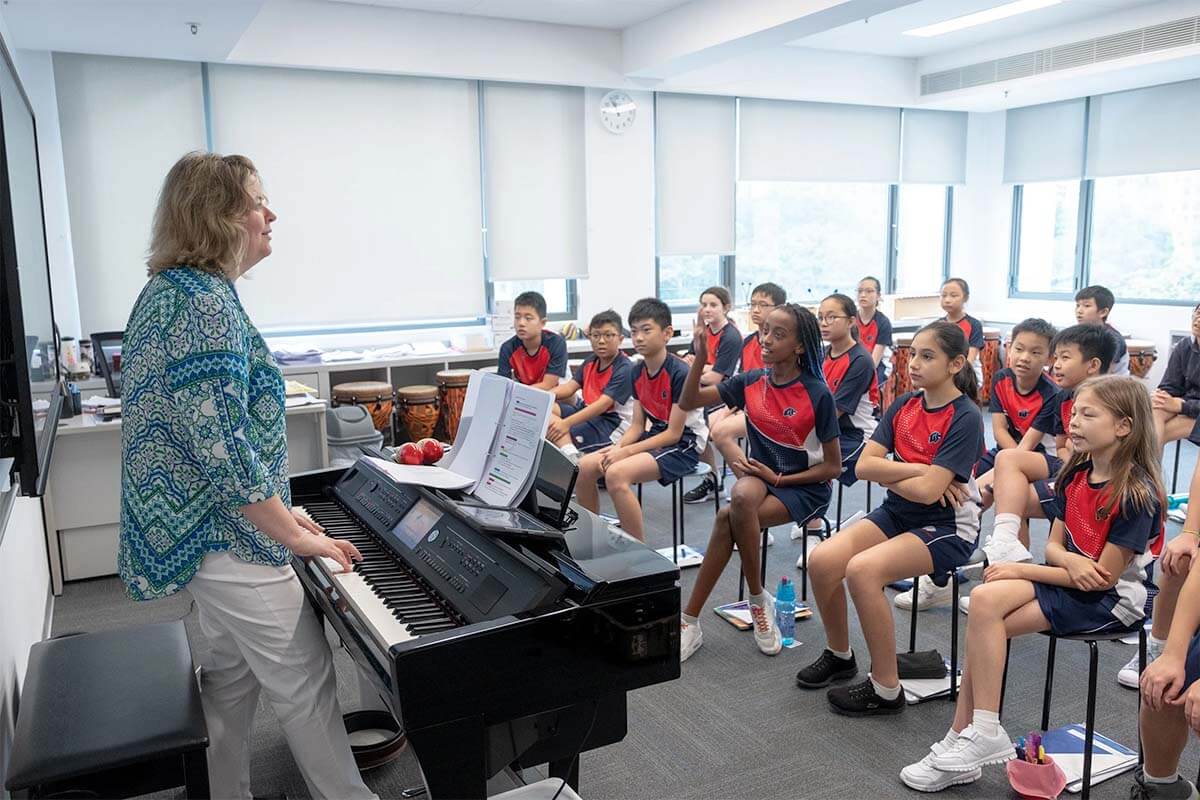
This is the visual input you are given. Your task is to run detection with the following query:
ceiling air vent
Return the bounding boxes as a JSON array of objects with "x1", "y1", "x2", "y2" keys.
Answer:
[{"x1": 919, "y1": 13, "x2": 1200, "y2": 95}]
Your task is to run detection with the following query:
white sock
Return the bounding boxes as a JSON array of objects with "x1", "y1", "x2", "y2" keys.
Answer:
[
  {"x1": 1144, "y1": 769, "x2": 1179, "y2": 785},
  {"x1": 682, "y1": 612, "x2": 698, "y2": 626},
  {"x1": 869, "y1": 673, "x2": 902, "y2": 700},
  {"x1": 972, "y1": 709, "x2": 1000, "y2": 737},
  {"x1": 991, "y1": 513, "x2": 1021, "y2": 544},
  {"x1": 748, "y1": 591, "x2": 766, "y2": 608},
  {"x1": 829, "y1": 646, "x2": 853, "y2": 660},
  {"x1": 1150, "y1": 634, "x2": 1167, "y2": 654},
  {"x1": 559, "y1": 442, "x2": 580, "y2": 460}
]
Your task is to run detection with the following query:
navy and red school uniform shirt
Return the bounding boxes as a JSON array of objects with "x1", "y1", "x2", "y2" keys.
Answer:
[
  {"x1": 855, "y1": 310, "x2": 893, "y2": 386},
  {"x1": 822, "y1": 343, "x2": 879, "y2": 442},
  {"x1": 989, "y1": 367, "x2": 1058, "y2": 450},
  {"x1": 498, "y1": 330, "x2": 568, "y2": 386},
  {"x1": 1159, "y1": 336, "x2": 1200, "y2": 419},
  {"x1": 570, "y1": 353, "x2": 633, "y2": 427},
  {"x1": 872, "y1": 391, "x2": 985, "y2": 516},
  {"x1": 1106, "y1": 323, "x2": 1129, "y2": 375},
  {"x1": 631, "y1": 355, "x2": 706, "y2": 453},
  {"x1": 739, "y1": 331, "x2": 764, "y2": 373},
  {"x1": 944, "y1": 314, "x2": 985, "y2": 352},
  {"x1": 1051, "y1": 460, "x2": 1163, "y2": 627},
  {"x1": 687, "y1": 322, "x2": 741, "y2": 378},
  {"x1": 717, "y1": 369, "x2": 839, "y2": 476},
  {"x1": 1031, "y1": 385, "x2": 1076, "y2": 438}
]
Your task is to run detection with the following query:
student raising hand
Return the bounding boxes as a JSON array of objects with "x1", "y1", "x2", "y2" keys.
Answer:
[{"x1": 691, "y1": 318, "x2": 708, "y2": 364}]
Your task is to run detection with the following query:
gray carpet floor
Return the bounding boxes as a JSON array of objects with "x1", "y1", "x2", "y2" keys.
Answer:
[{"x1": 51, "y1": 444, "x2": 1200, "y2": 799}]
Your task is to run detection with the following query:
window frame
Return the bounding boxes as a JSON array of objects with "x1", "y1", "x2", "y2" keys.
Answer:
[
  {"x1": 654, "y1": 254, "x2": 735, "y2": 313},
  {"x1": 886, "y1": 184, "x2": 954, "y2": 296},
  {"x1": 1008, "y1": 175, "x2": 1199, "y2": 307}
]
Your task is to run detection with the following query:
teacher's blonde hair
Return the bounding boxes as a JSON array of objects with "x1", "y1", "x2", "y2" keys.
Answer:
[{"x1": 147, "y1": 151, "x2": 261, "y2": 279}]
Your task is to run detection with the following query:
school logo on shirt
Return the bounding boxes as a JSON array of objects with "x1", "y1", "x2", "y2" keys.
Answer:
[
  {"x1": 1018, "y1": 409, "x2": 1031, "y2": 419},
  {"x1": 1096, "y1": 506, "x2": 1111, "y2": 521},
  {"x1": 783, "y1": 407, "x2": 797, "y2": 417},
  {"x1": 660, "y1": 389, "x2": 669, "y2": 399},
  {"x1": 928, "y1": 431, "x2": 942, "y2": 443}
]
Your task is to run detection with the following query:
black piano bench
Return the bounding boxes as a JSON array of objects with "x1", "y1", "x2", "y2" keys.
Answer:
[{"x1": 5, "y1": 620, "x2": 210, "y2": 799}]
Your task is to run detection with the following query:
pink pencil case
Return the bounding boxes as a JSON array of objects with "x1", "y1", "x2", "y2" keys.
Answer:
[{"x1": 1006, "y1": 755, "x2": 1068, "y2": 800}]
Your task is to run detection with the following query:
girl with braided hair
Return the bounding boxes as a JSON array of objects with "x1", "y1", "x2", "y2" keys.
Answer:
[{"x1": 677, "y1": 304, "x2": 842, "y2": 662}]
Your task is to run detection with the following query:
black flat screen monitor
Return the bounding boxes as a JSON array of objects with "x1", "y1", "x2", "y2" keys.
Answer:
[{"x1": 0, "y1": 36, "x2": 61, "y2": 496}]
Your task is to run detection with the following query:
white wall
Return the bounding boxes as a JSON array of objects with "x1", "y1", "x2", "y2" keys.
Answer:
[
  {"x1": 950, "y1": 110, "x2": 1193, "y2": 387},
  {"x1": 0, "y1": 495, "x2": 52, "y2": 798}
]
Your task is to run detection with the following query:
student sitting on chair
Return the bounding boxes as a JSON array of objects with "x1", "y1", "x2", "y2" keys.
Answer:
[
  {"x1": 1133, "y1": 495, "x2": 1200, "y2": 800},
  {"x1": 797, "y1": 321, "x2": 984, "y2": 717},
  {"x1": 812, "y1": 292, "x2": 880, "y2": 533},
  {"x1": 575, "y1": 298, "x2": 708, "y2": 543},
  {"x1": 682, "y1": 286, "x2": 740, "y2": 505},
  {"x1": 497, "y1": 290, "x2": 567, "y2": 391},
  {"x1": 677, "y1": 304, "x2": 840, "y2": 662},
  {"x1": 940, "y1": 278, "x2": 984, "y2": 367},
  {"x1": 707, "y1": 282, "x2": 787, "y2": 513},
  {"x1": 1075, "y1": 284, "x2": 1129, "y2": 376},
  {"x1": 967, "y1": 325, "x2": 1116, "y2": 585},
  {"x1": 855, "y1": 275, "x2": 893, "y2": 391},
  {"x1": 548, "y1": 310, "x2": 633, "y2": 462},
  {"x1": 900, "y1": 376, "x2": 1163, "y2": 793},
  {"x1": 1151, "y1": 303, "x2": 1200, "y2": 456},
  {"x1": 937, "y1": 319, "x2": 1056, "y2": 603}
]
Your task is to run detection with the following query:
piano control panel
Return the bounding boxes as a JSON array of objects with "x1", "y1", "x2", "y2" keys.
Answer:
[{"x1": 332, "y1": 460, "x2": 566, "y2": 623}]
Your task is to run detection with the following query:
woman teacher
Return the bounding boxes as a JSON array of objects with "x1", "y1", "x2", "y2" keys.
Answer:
[{"x1": 119, "y1": 152, "x2": 376, "y2": 800}]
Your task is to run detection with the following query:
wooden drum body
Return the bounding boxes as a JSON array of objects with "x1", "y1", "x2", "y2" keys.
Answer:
[
  {"x1": 886, "y1": 332, "x2": 915, "y2": 408},
  {"x1": 397, "y1": 385, "x2": 439, "y2": 443},
  {"x1": 980, "y1": 327, "x2": 1002, "y2": 404},
  {"x1": 436, "y1": 369, "x2": 472, "y2": 442},
  {"x1": 1127, "y1": 339, "x2": 1157, "y2": 379},
  {"x1": 332, "y1": 381, "x2": 395, "y2": 433}
]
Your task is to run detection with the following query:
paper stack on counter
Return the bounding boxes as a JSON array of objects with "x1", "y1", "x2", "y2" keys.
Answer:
[{"x1": 367, "y1": 371, "x2": 552, "y2": 508}]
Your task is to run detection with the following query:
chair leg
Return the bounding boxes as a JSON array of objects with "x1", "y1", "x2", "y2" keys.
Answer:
[
  {"x1": 999, "y1": 639, "x2": 1012, "y2": 716},
  {"x1": 1138, "y1": 627, "x2": 1147, "y2": 765},
  {"x1": 908, "y1": 576, "x2": 919, "y2": 653},
  {"x1": 1081, "y1": 641, "x2": 1099, "y2": 800},
  {"x1": 1172, "y1": 440, "x2": 1182, "y2": 494},
  {"x1": 949, "y1": 572, "x2": 960, "y2": 702},
  {"x1": 800, "y1": 525, "x2": 809, "y2": 603},
  {"x1": 835, "y1": 483, "x2": 844, "y2": 532},
  {"x1": 679, "y1": 478, "x2": 687, "y2": 550},
  {"x1": 670, "y1": 481, "x2": 679, "y2": 565},
  {"x1": 637, "y1": 483, "x2": 643, "y2": 503},
  {"x1": 866, "y1": 481, "x2": 873, "y2": 512},
  {"x1": 183, "y1": 748, "x2": 211, "y2": 800},
  {"x1": 1041, "y1": 635, "x2": 1058, "y2": 732},
  {"x1": 760, "y1": 528, "x2": 768, "y2": 589}
]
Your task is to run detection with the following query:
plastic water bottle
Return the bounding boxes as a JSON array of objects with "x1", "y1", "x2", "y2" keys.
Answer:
[{"x1": 776, "y1": 576, "x2": 796, "y2": 647}]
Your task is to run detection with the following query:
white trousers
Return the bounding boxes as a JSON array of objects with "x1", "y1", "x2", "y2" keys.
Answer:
[{"x1": 186, "y1": 551, "x2": 378, "y2": 800}]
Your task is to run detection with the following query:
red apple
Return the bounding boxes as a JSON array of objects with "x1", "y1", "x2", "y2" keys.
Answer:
[
  {"x1": 397, "y1": 441, "x2": 424, "y2": 465},
  {"x1": 418, "y1": 438, "x2": 445, "y2": 465}
]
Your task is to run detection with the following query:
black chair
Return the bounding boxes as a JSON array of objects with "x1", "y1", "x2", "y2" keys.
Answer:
[
  {"x1": 741, "y1": 513, "x2": 833, "y2": 603},
  {"x1": 5, "y1": 620, "x2": 210, "y2": 799},
  {"x1": 90, "y1": 330, "x2": 124, "y2": 398},
  {"x1": 904, "y1": 551, "x2": 988, "y2": 702},
  {"x1": 635, "y1": 462, "x2": 719, "y2": 565},
  {"x1": 1000, "y1": 627, "x2": 1147, "y2": 800}
]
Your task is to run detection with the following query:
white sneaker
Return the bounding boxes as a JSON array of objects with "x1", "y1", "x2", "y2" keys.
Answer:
[
  {"x1": 733, "y1": 531, "x2": 774, "y2": 551},
  {"x1": 790, "y1": 522, "x2": 825, "y2": 540},
  {"x1": 982, "y1": 535, "x2": 1034, "y2": 565},
  {"x1": 680, "y1": 618, "x2": 703, "y2": 662},
  {"x1": 750, "y1": 594, "x2": 782, "y2": 656},
  {"x1": 894, "y1": 576, "x2": 954, "y2": 611},
  {"x1": 929, "y1": 724, "x2": 1015, "y2": 772},
  {"x1": 901, "y1": 749, "x2": 982, "y2": 792},
  {"x1": 1118, "y1": 635, "x2": 1162, "y2": 688},
  {"x1": 958, "y1": 595, "x2": 971, "y2": 614}
]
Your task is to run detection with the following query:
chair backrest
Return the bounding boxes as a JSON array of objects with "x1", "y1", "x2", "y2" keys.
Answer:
[{"x1": 90, "y1": 331, "x2": 123, "y2": 398}]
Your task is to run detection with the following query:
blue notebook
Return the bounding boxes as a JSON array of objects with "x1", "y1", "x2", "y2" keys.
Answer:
[{"x1": 1041, "y1": 724, "x2": 1137, "y2": 793}]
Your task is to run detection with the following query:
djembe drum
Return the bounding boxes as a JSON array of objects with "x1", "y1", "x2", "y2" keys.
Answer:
[
  {"x1": 332, "y1": 381, "x2": 394, "y2": 434},
  {"x1": 397, "y1": 384, "x2": 439, "y2": 443},
  {"x1": 886, "y1": 332, "x2": 915, "y2": 408},
  {"x1": 436, "y1": 369, "x2": 472, "y2": 441},
  {"x1": 1127, "y1": 339, "x2": 1157, "y2": 379},
  {"x1": 980, "y1": 327, "x2": 1001, "y2": 404}
]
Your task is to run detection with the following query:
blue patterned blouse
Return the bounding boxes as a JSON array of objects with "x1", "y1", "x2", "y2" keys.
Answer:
[{"x1": 119, "y1": 267, "x2": 290, "y2": 600}]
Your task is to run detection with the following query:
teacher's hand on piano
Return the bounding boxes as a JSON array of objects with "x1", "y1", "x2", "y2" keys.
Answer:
[{"x1": 290, "y1": 531, "x2": 362, "y2": 573}]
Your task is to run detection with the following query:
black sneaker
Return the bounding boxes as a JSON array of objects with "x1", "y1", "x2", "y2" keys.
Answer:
[
  {"x1": 1129, "y1": 767, "x2": 1199, "y2": 799},
  {"x1": 827, "y1": 678, "x2": 906, "y2": 717},
  {"x1": 796, "y1": 649, "x2": 858, "y2": 689},
  {"x1": 683, "y1": 475, "x2": 716, "y2": 504}
]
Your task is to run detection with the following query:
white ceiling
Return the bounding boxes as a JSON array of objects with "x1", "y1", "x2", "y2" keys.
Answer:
[
  {"x1": 324, "y1": 0, "x2": 692, "y2": 29},
  {"x1": 796, "y1": 0, "x2": 1162, "y2": 57}
]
